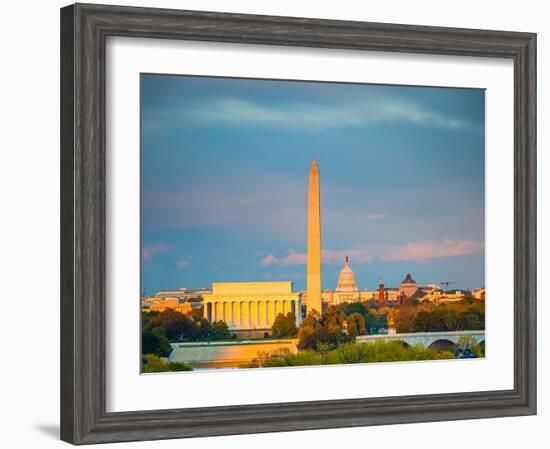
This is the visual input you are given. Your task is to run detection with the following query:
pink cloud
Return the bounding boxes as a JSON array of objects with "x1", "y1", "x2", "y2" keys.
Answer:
[
  {"x1": 367, "y1": 213, "x2": 387, "y2": 220},
  {"x1": 379, "y1": 239, "x2": 485, "y2": 263},
  {"x1": 259, "y1": 239, "x2": 484, "y2": 266},
  {"x1": 176, "y1": 259, "x2": 190, "y2": 269},
  {"x1": 260, "y1": 254, "x2": 277, "y2": 266},
  {"x1": 142, "y1": 243, "x2": 169, "y2": 262},
  {"x1": 261, "y1": 252, "x2": 307, "y2": 266}
]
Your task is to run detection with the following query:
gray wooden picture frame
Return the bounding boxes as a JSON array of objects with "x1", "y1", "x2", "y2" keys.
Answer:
[{"x1": 60, "y1": 3, "x2": 537, "y2": 445}]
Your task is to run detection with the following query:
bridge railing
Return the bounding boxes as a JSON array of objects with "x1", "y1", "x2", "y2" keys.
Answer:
[{"x1": 356, "y1": 330, "x2": 485, "y2": 342}]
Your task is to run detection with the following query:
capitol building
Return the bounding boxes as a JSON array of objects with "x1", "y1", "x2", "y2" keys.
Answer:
[{"x1": 320, "y1": 257, "x2": 376, "y2": 306}]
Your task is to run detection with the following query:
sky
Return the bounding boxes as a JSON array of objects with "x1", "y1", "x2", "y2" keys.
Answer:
[{"x1": 141, "y1": 74, "x2": 485, "y2": 295}]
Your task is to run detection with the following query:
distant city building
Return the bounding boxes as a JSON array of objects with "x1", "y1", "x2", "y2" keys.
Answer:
[
  {"x1": 142, "y1": 288, "x2": 210, "y2": 314},
  {"x1": 387, "y1": 288, "x2": 404, "y2": 304},
  {"x1": 378, "y1": 282, "x2": 386, "y2": 306},
  {"x1": 473, "y1": 288, "x2": 486, "y2": 300},
  {"x1": 439, "y1": 291, "x2": 467, "y2": 303},
  {"x1": 399, "y1": 273, "x2": 418, "y2": 297},
  {"x1": 416, "y1": 288, "x2": 466, "y2": 304},
  {"x1": 154, "y1": 288, "x2": 211, "y2": 300},
  {"x1": 375, "y1": 283, "x2": 404, "y2": 306},
  {"x1": 141, "y1": 297, "x2": 192, "y2": 314},
  {"x1": 201, "y1": 281, "x2": 302, "y2": 333}
]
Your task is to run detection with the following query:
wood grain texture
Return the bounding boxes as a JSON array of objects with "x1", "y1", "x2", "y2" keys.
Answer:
[{"x1": 60, "y1": 3, "x2": 537, "y2": 445}]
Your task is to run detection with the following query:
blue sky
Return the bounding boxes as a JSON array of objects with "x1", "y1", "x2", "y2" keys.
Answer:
[{"x1": 141, "y1": 74, "x2": 485, "y2": 295}]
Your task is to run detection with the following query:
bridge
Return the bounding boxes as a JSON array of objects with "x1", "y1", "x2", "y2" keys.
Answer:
[{"x1": 356, "y1": 330, "x2": 485, "y2": 350}]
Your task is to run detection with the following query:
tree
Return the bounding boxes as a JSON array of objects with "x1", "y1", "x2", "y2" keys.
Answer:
[
  {"x1": 147, "y1": 308, "x2": 197, "y2": 341},
  {"x1": 404, "y1": 297, "x2": 420, "y2": 306},
  {"x1": 141, "y1": 327, "x2": 172, "y2": 357},
  {"x1": 194, "y1": 318, "x2": 213, "y2": 340},
  {"x1": 459, "y1": 311, "x2": 482, "y2": 330},
  {"x1": 141, "y1": 310, "x2": 160, "y2": 328},
  {"x1": 346, "y1": 317, "x2": 358, "y2": 338},
  {"x1": 168, "y1": 361, "x2": 193, "y2": 371},
  {"x1": 271, "y1": 313, "x2": 298, "y2": 338},
  {"x1": 297, "y1": 310, "x2": 347, "y2": 350},
  {"x1": 141, "y1": 354, "x2": 169, "y2": 373},
  {"x1": 390, "y1": 306, "x2": 417, "y2": 333},
  {"x1": 211, "y1": 320, "x2": 230, "y2": 340},
  {"x1": 325, "y1": 314, "x2": 346, "y2": 345},
  {"x1": 414, "y1": 309, "x2": 448, "y2": 332},
  {"x1": 344, "y1": 302, "x2": 369, "y2": 317},
  {"x1": 364, "y1": 308, "x2": 388, "y2": 333},
  {"x1": 346, "y1": 313, "x2": 366, "y2": 338},
  {"x1": 297, "y1": 311, "x2": 322, "y2": 350},
  {"x1": 443, "y1": 308, "x2": 458, "y2": 330},
  {"x1": 141, "y1": 354, "x2": 193, "y2": 373}
]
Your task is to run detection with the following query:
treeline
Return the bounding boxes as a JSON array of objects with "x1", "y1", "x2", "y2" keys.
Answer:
[
  {"x1": 294, "y1": 298, "x2": 484, "y2": 350},
  {"x1": 141, "y1": 308, "x2": 230, "y2": 358},
  {"x1": 271, "y1": 312, "x2": 298, "y2": 338},
  {"x1": 141, "y1": 354, "x2": 192, "y2": 373},
  {"x1": 243, "y1": 340, "x2": 453, "y2": 368},
  {"x1": 297, "y1": 302, "x2": 387, "y2": 350},
  {"x1": 388, "y1": 298, "x2": 485, "y2": 333}
]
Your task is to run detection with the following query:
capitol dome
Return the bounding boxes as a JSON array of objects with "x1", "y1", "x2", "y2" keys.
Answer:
[{"x1": 336, "y1": 256, "x2": 358, "y2": 292}]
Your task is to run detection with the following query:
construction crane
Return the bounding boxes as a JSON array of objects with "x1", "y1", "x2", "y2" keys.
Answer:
[{"x1": 440, "y1": 281, "x2": 457, "y2": 292}]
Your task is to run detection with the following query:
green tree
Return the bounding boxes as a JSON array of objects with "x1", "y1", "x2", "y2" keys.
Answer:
[
  {"x1": 141, "y1": 354, "x2": 169, "y2": 373},
  {"x1": 141, "y1": 327, "x2": 172, "y2": 357},
  {"x1": 141, "y1": 354, "x2": 193, "y2": 373},
  {"x1": 168, "y1": 361, "x2": 193, "y2": 371},
  {"x1": 344, "y1": 302, "x2": 369, "y2": 317},
  {"x1": 194, "y1": 318, "x2": 213, "y2": 340},
  {"x1": 147, "y1": 308, "x2": 197, "y2": 341},
  {"x1": 459, "y1": 311, "x2": 482, "y2": 330},
  {"x1": 243, "y1": 340, "x2": 454, "y2": 368},
  {"x1": 211, "y1": 320, "x2": 230, "y2": 340},
  {"x1": 414, "y1": 310, "x2": 433, "y2": 332},
  {"x1": 141, "y1": 310, "x2": 160, "y2": 328},
  {"x1": 414, "y1": 309, "x2": 451, "y2": 332},
  {"x1": 271, "y1": 313, "x2": 298, "y2": 338},
  {"x1": 443, "y1": 308, "x2": 458, "y2": 330}
]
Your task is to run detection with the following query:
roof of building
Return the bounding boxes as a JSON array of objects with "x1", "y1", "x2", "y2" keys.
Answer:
[
  {"x1": 401, "y1": 273, "x2": 416, "y2": 284},
  {"x1": 336, "y1": 256, "x2": 358, "y2": 292}
]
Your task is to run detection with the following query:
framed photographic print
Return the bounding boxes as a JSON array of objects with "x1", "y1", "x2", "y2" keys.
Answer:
[{"x1": 60, "y1": 3, "x2": 536, "y2": 445}]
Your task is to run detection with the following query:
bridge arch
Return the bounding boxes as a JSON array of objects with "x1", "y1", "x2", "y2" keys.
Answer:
[{"x1": 428, "y1": 339, "x2": 456, "y2": 352}]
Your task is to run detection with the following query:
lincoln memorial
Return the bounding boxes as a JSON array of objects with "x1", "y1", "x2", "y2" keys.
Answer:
[{"x1": 201, "y1": 281, "x2": 302, "y2": 333}]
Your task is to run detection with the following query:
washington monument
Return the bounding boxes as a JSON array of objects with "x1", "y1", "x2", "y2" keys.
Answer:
[{"x1": 307, "y1": 159, "x2": 322, "y2": 314}]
